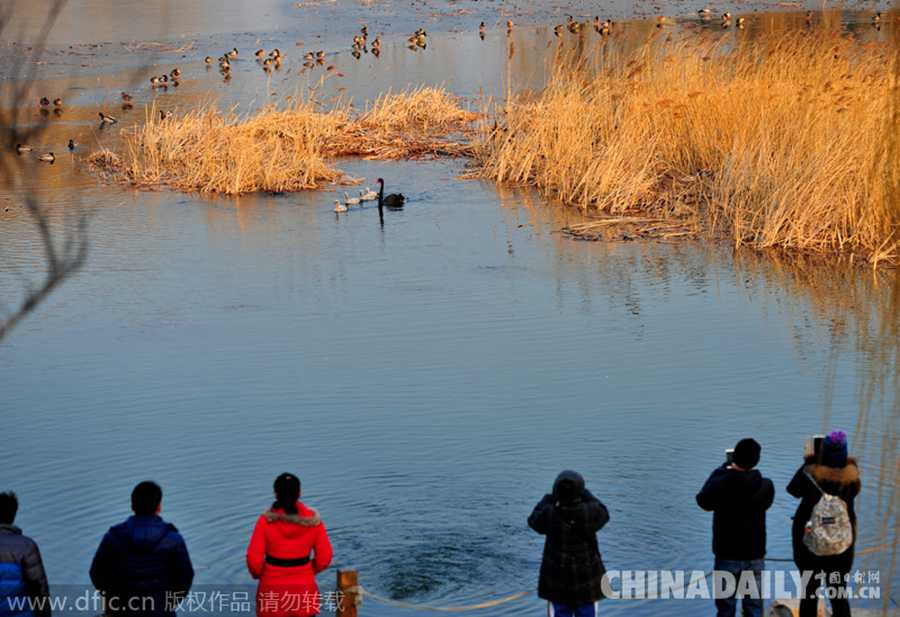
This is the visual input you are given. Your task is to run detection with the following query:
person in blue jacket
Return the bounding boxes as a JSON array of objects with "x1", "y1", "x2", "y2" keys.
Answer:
[
  {"x1": 0, "y1": 492, "x2": 50, "y2": 617},
  {"x1": 89, "y1": 482, "x2": 194, "y2": 617}
]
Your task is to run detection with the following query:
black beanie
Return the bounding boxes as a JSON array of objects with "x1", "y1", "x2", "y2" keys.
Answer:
[{"x1": 733, "y1": 438, "x2": 761, "y2": 469}]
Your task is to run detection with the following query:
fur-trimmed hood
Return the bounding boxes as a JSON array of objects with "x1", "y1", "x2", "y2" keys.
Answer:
[
  {"x1": 263, "y1": 508, "x2": 321, "y2": 527},
  {"x1": 803, "y1": 456, "x2": 860, "y2": 487}
]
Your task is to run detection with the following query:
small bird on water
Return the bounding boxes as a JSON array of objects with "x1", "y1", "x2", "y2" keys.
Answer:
[
  {"x1": 98, "y1": 112, "x2": 118, "y2": 126},
  {"x1": 16, "y1": 144, "x2": 32, "y2": 154},
  {"x1": 38, "y1": 152, "x2": 55, "y2": 163},
  {"x1": 68, "y1": 139, "x2": 76, "y2": 151}
]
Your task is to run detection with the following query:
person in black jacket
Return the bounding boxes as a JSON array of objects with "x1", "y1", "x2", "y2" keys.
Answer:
[
  {"x1": 0, "y1": 492, "x2": 50, "y2": 617},
  {"x1": 528, "y1": 470, "x2": 609, "y2": 617},
  {"x1": 696, "y1": 438, "x2": 775, "y2": 617},
  {"x1": 786, "y1": 431, "x2": 860, "y2": 617},
  {"x1": 89, "y1": 482, "x2": 194, "y2": 617}
]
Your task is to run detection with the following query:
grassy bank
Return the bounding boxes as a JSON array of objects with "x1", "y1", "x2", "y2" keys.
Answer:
[
  {"x1": 473, "y1": 28, "x2": 899, "y2": 266},
  {"x1": 90, "y1": 88, "x2": 477, "y2": 195}
]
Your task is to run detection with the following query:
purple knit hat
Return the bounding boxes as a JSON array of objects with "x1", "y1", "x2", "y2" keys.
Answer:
[{"x1": 821, "y1": 430, "x2": 848, "y2": 468}]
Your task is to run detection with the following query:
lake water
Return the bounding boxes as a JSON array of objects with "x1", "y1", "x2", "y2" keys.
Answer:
[{"x1": 1, "y1": 2, "x2": 897, "y2": 616}]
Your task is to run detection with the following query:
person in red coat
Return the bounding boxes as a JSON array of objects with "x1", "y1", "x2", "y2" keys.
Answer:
[{"x1": 246, "y1": 474, "x2": 333, "y2": 617}]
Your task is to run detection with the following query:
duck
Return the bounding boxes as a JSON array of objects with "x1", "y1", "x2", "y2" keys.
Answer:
[
  {"x1": 376, "y1": 178, "x2": 404, "y2": 209},
  {"x1": 361, "y1": 25, "x2": 369, "y2": 37},
  {"x1": 722, "y1": 12, "x2": 732, "y2": 22},
  {"x1": 98, "y1": 112, "x2": 118, "y2": 126},
  {"x1": 263, "y1": 58, "x2": 273, "y2": 72},
  {"x1": 698, "y1": 7, "x2": 711, "y2": 16},
  {"x1": 416, "y1": 31, "x2": 427, "y2": 48},
  {"x1": 599, "y1": 19, "x2": 611, "y2": 35},
  {"x1": 53, "y1": 97, "x2": 63, "y2": 108},
  {"x1": 334, "y1": 200, "x2": 348, "y2": 213},
  {"x1": 344, "y1": 192, "x2": 361, "y2": 206},
  {"x1": 270, "y1": 48, "x2": 282, "y2": 60},
  {"x1": 227, "y1": 48, "x2": 238, "y2": 59},
  {"x1": 316, "y1": 50, "x2": 325, "y2": 60},
  {"x1": 40, "y1": 96, "x2": 50, "y2": 107},
  {"x1": 656, "y1": 15, "x2": 666, "y2": 28},
  {"x1": 38, "y1": 152, "x2": 55, "y2": 163},
  {"x1": 304, "y1": 51, "x2": 315, "y2": 61},
  {"x1": 15, "y1": 144, "x2": 32, "y2": 154},
  {"x1": 372, "y1": 36, "x2": 381, "y2": 51},
  {"x1": 170, "y1": 68, "x2": 181, "y2": 79},
  {"x1": 67, "y1": 139, "x2": 76, "y2": 151},
  {"x1": 351, "y1": 48, "x2": 361, "y2": 59},
  {"x1": 506, "y1": 20, "x2": 514, "y2": 34},
  {"x1": 205, "y1": 55, "x2": 214, "y2": 64},
  {"x1": 159, "y1": 109, "x2": 173, "y2": 120},
  {"x1": 360, "y1": 187, "x2": 378, "y2": 201},
  {"x1": 121, "y1": 92, "x2": 133, "y2": 102},
  {"x1": 737, "y1": 16, "x2": 746, "y2": 27},
  {"x1": 872, "y1": 12, "x2": 881, "y2": 23},
  {"x1": 150, "y1": 76, "x2": 160, "y2": 87},
  {"x1": 255, "y1": 49, "x2": 265, "y2": 60},
  {"x1": 554, "y1": 24, "x2": 564, "y2": 36},
  {"x1": 220, "y1": 58, "x2": 231, "y2": 71},
  {"x1": 479, "y1": 21, "x2": 486, "y2": 38}
]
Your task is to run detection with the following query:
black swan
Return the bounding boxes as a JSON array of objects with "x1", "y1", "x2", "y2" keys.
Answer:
[{"x1": 377, "y1": 178, "x2": 405, "y2": 209}]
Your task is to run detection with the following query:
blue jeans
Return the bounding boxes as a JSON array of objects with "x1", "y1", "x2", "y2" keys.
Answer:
[
  {"x1": 714, "y1": 558, "x2": 764, "y2": 617},
  {"x1": 548, "y1": 602, "x2": 597, "y2": 617}
]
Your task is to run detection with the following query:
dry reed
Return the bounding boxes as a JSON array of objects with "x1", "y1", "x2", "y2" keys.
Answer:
[
  {"x1": 90, "y1": 88, "x2": 477, "y2": 195},
  {"x1": 473, "y1": 29, "x2": 900, "y2": 266}
]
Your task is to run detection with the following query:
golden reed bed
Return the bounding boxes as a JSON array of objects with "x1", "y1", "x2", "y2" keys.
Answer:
[
  {"x1": 471, "y1": 27, "x2": 899, "y2": 266},
  {"x1": 90, "y1": 27, "x2": 899, "y2": 266},
  {"x1": 90, "y1": 88, "x2": 477, "y2": 195}
]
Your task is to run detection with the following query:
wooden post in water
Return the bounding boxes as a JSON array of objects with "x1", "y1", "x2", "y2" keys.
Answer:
[{"x1": 336, "y1": 569, "x2": 359, "y2": 617}]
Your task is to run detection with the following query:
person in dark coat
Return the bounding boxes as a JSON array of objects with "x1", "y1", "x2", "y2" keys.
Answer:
[
  {"x1": 696, "y1": 438, "x2": 774, "y2": 617},
  {"x1": 528, "y1": 470, "x2": 609, "y2": 617},
  {"x1": 90, "y1": 482, "x2": 194, "y2": 617},
  {"x1": 787, "y1": 431, "x2": 861, "y2": 617},
  {"x1": 0, "y1": 492, "x2": 50, "y2": 617}
]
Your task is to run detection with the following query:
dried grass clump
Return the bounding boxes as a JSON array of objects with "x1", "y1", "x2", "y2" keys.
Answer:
[
  {"x1": 87, "y1": 149, "x2": 123, "y2": 173},
  {"x1": 474, "y1": 30, "x2": 900, "y2": 266},
  {"x1": 95, "y1": 88, "x2": 476, "y2": 195}
]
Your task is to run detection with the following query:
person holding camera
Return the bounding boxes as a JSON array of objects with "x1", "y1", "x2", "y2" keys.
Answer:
[
  {"x1": 696, "y1": 438, "x2": 775, "y2": 617},
  {"x1": 528, "y1": 470, "x2": 609, "y2": 617},
  {"x1": 787, "y1": 430, "x2": 860, "y2": 617}
]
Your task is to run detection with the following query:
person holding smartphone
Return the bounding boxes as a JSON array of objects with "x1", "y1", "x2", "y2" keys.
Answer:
[
  {"x1": 528, "y1": 470, "x2": 609, "y2": 617},
  {"x1": 696, "y1": 438, "x2": 775, "y2": 617}
]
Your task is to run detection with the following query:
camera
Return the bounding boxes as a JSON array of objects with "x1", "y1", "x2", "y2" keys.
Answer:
[
  {"x1": 804, "y1": 435, "x2": 825, "y2": 459},
  {"x1": 725, "y1": 449, "x2": 735, "y2": 465}
]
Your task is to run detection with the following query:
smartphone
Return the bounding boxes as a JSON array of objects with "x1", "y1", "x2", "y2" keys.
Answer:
[
  {"x1": 725, "y1": 449, "x2": 735, "y2": 465},
  {"x1": 804, "y1": 435, "x2": 825, "y2": 458}
]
